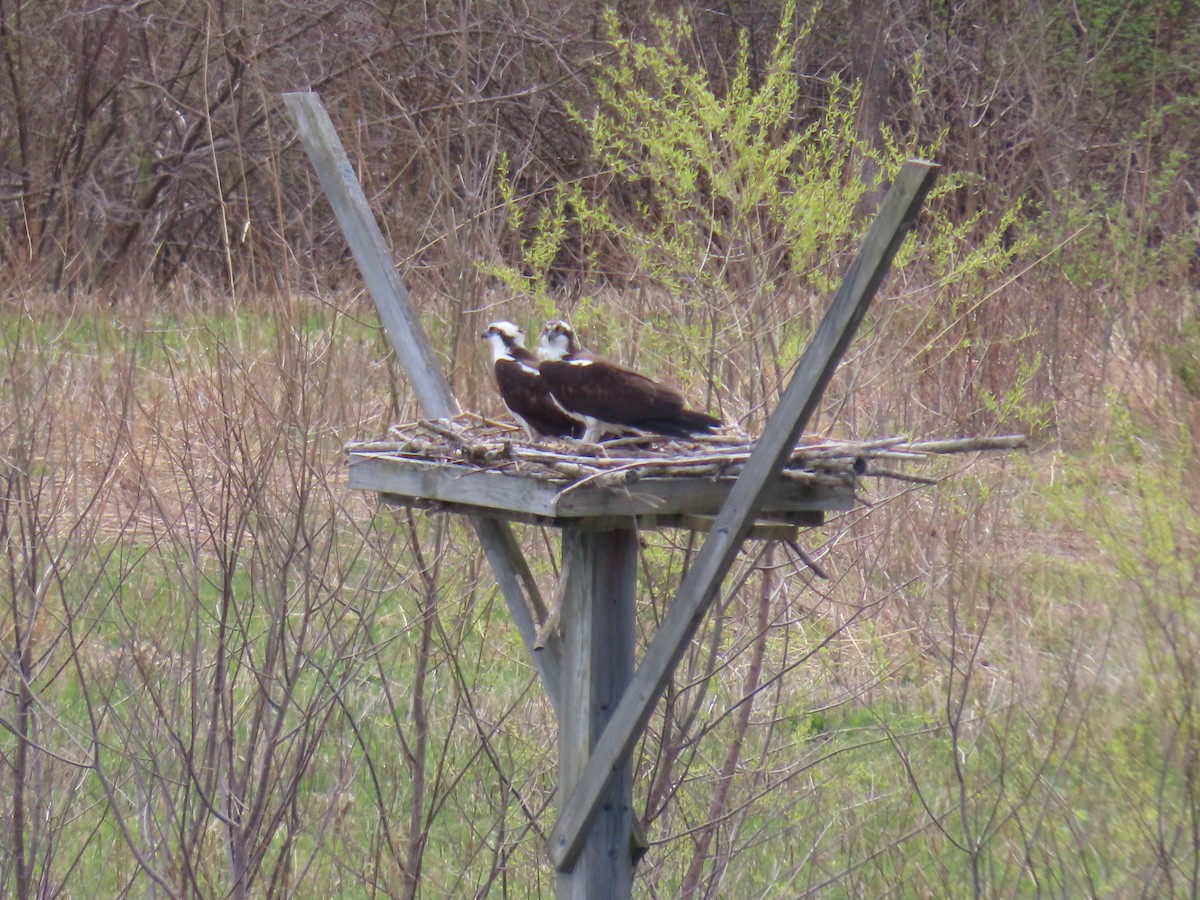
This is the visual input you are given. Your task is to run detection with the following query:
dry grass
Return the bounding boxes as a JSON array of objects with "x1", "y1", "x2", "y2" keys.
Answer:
[
  {"x1": 2, "y1": 271, "x2": 1197, "y2": 897},
  {"x1": 3, "y1": 2, "x2": 1198, "y2": 893}
]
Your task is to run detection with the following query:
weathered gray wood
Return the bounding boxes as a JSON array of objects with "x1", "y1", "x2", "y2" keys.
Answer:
[
  {"x1": 349, "y1": 455, "x2": 565, "y2": 515},
  {"x1": 557, "y1": 526, "x2": 637, "y2": 898},
  {"x1": 283, "y1": 93, "x2": 456, "y2": 416},
  {"x1": 348, "y1": 453, "x2": 853, "y2": 519},
  {"x1": 282, "y1": 91, "x2": 563, "y2": 710},
  {"x1": 548, "y1": 159, "x2": 940, "y2": 869},
  {"x1": 378, "y1": 493, "x2": 823, "y2": 536}
]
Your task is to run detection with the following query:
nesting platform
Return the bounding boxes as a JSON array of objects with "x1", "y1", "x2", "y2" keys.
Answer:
[
  {"x1": 347, "y1": 415, "x2": 1025, "y2": 534},
  {"x1": 285, "y1": 106, "x2": 979, "y2": 898}
]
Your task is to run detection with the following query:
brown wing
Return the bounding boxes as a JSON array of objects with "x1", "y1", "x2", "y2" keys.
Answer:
[
  {"x1": 494, "y1": 358, "x2": 583, "y2": 438},
  {"x1": 540, "y1": 358, "x2": 684, "y2": 424}
]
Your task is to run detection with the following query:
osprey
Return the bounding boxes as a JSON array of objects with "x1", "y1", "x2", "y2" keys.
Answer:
[
  {"x1": 536, "y1": 319, "x2": 722, "y2": 443},
  {"x1": 481, "y1": 321, "x2": 584, "y2": 440}
]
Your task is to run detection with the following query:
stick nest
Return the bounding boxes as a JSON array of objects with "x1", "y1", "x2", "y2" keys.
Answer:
[{"x1": 346, "y1": 415, "x2": 1027, "y2": 491}]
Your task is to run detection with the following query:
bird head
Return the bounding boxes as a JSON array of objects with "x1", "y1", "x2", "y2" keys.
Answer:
[
  {"x1": 537, "y1": 319, "x2": 578, "y2": 361},
  {"x1": 481, "y1": 321, "x2": 526, "y2": 360}
]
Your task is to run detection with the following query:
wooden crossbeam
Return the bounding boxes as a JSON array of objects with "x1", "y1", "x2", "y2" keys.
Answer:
[
  {"x1": 282, "y1": 92, "x2": 565, "y2": 711},
  {"x1": 347, "y1": 453, "x2": 852, "y2": 519},
  {"x1": 547, "y1": 159, "x2": 940, "y2": 869}
]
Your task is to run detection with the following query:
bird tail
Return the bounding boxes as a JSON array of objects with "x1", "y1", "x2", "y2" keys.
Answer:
[
  {"x1": 634, "y1": 409, "x2": 722, "y2": 439},
  {"x1": 678, "y1": 409, "x2": 722, "y2": 431}
]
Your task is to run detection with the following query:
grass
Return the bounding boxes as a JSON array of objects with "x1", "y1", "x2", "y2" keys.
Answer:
[{"x1": 1, "y1": 284, "x2": 1198, "y2": 897}]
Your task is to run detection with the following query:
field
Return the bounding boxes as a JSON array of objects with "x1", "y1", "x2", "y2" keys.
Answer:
[
  {"x1": 3, "y1": 2, "x2": 1199, "y2": 896},
  {"x1": 2, "y1": 266, "x2": 1197, "y2": 897}
]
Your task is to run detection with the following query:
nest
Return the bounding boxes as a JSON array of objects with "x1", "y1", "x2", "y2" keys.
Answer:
[{"x1": 347, "y1": 414, "x2": 1027, "y2": 492}]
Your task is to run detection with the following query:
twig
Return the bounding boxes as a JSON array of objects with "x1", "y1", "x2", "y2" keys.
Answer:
[
  {"x1": 359, "y1": 422, "x2": 1027, "y2": 496},
  {"x1": 901, "y1": 435, "x2": 1027, "y2": 454},
  {"x1": 786, "y1": 540, "x2": 829, "y2": 579},
  {"x1": 867, "y1": 467, "x2": 940, "y2": 485}
]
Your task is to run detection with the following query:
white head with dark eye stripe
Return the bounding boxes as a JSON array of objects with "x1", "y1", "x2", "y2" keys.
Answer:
[
  {"x1": 537, "y1": 319, "x2": 579, "y2": 362},
  {"x1": 481, "y1": 321, "x2": 526, "y2": 361}
]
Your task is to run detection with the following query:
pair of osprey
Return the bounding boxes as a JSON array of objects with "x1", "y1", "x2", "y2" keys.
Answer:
[{"x1": 482, "y1": 320, "x2": 722, "y2": 444}]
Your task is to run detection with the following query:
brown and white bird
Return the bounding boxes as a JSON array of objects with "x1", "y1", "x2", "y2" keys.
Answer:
[
  {"x1": 536, "y1": 319, "x2": 722, "y2": 443},
  {"x1": 481, "y1": 321, "x2": 584, "y2": 440}
]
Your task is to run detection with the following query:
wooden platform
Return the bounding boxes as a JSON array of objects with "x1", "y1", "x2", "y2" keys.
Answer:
[
  {"x1": 348, "y1": 419, "x2": 848, "y2": 529},
  {"x1": 347, "y1": 417, "x2": 1025, "y2": 533}
]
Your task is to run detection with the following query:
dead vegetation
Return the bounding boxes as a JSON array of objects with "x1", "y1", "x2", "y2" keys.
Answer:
[
  {"x1": 354, "y1": 415, "x2": 1025, "y2": 489},
  {"x1": 1, "y1": 281, "x2": 1194, "y2": 896},
  {"x1": 2, "y1": 1, "x2": 1199, "y2": 896}
]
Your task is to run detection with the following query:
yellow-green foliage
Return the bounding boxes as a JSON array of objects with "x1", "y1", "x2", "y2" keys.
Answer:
[
  {"x1": 577, "y1": 3, "x2": 873, "y2": 299},
  {"x1": 494, "y1": 2, "x2": 1026, "y2": 299},
  {"x1": 487, "y1": 0, "x2": 1030, "y2": 423},
  {"x1": 489, "y1": 153, "x2": 570, "y2": 317}
]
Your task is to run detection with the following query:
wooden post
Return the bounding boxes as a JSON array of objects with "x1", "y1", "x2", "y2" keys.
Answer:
[{"x1": 557, "y1": 524, "x2": 637, "y2": 899}]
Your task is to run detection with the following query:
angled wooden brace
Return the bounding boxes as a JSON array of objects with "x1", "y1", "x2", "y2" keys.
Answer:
[
  {"x1": 282, "y1": 92, "x2": 564, "y2": 712},
  {"x1": 548, "y1": 159, "x2": 940, "y2": 869}
]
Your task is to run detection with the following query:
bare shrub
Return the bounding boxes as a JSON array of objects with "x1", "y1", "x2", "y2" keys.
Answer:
[
  {"x1": 0, "y1": 294, "x2": 560, "y2": 895},
  {"x1": 0, "y1": 305, "x2": 132, "y2": 898},
  {"x1": 0, "y1": 0, "x2": 602, "y2": 296}
]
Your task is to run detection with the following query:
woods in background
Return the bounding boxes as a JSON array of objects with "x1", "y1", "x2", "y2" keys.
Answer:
[{"x1": 0, "y1": 0, "x2": 1195, "y2": 296}]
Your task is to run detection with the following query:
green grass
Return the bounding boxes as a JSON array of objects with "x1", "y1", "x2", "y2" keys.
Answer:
[{"x1": 2, "y1": 293, "x2": 1200, "y2": 896}]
